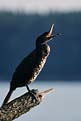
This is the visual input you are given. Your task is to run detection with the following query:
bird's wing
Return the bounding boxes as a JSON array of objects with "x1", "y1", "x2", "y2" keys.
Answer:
[{"x1": 12, "y1": 49, "x2": 37, "y2": 81}]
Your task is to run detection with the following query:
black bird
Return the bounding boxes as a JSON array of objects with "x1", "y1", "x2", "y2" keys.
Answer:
[{"x1": 2, "y1": 24, "x2": 60, "y2": 107}]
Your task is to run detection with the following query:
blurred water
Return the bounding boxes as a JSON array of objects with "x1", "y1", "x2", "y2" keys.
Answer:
[{"x1": 0, "y1": 81, "x2": 81, "y2": 121}]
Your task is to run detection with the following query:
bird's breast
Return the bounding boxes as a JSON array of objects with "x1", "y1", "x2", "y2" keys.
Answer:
[{"x1": 30, "y1": 55, "x2": 48, "y2": 82}]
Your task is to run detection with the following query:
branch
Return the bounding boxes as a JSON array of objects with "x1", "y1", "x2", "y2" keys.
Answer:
[{"x1": 0, "y1": 88, "x2": 54, "y2": 121}]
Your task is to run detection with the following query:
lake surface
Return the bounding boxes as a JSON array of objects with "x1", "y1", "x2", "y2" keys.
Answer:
[{"x1": 0, "y1": 81, "x2": 81, "y2": 121}]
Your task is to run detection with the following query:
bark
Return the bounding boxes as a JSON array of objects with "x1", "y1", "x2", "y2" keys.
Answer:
[{"x1": 0, "y1": 88, "x2": 54, "y2": 121}]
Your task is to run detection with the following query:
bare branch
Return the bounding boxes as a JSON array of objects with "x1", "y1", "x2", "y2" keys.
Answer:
[{"x1": 0, "y1": 88, "x2": 54, "y2": 121}]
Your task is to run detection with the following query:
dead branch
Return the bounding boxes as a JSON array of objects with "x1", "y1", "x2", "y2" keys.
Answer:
[{"x1": 0, "y1": 88, "x2": 54, "y2": 121}]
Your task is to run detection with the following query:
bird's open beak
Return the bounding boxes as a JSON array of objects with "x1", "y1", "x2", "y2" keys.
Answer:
[
  {"x1": 46, "y1": 24, "x2": 61, "y2": 39},
  {"x1": 46, "y1": 24, "x2": 54, "y2": 38}
]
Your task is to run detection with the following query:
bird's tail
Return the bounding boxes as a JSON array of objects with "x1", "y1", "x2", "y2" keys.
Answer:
[{"x1": 1, "y1": 88, "x2": 14, "y2": 107}]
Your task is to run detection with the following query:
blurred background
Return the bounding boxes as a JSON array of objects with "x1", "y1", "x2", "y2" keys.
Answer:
[{"x1": 0, "y1": 0, "x2": 81, "y2": 121}]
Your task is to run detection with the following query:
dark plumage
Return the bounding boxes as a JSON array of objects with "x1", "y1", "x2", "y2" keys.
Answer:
[
  {"x1": 2, "y1": 24, "x2": 60, "y2": 107},
  {"x1": 11, "y1": 44, "x2": 50, "y2": 89}
]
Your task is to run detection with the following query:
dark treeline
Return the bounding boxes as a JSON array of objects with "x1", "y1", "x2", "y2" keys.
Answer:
[{"x1": 0, "y1": 11, "x2": 81, "y2": 81}]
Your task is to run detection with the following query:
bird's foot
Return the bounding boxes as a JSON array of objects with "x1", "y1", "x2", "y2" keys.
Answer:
[
  {"x1": 26, "y1": 84, "x2": 38, "y2": 102},
  {"x1": 29, "y1": 89, "x2": 39, "y2": 102}
]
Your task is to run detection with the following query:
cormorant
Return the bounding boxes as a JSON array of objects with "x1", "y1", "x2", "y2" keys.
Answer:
[{"x1": 2, "y1": 24, "x2": 60, "y2": 107}]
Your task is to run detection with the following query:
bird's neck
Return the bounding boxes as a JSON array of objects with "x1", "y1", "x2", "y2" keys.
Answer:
[{"x1": 36, "y1": 44, "x2": 50, "y2": 57}]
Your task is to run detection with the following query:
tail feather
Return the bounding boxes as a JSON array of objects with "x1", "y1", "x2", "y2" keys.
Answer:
[{"x1": 1, "y1": 88, "x2": 13, "y2": 107}]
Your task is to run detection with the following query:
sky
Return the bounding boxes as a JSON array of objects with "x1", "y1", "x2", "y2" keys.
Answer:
[{"x1": 0, "y1": 0, "x2": 81, "y2": 13}]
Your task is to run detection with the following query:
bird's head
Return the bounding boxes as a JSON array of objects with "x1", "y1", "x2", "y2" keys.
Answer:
[{"x1": 36, "y1": 24, "x2": 61, "y2": 47}]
